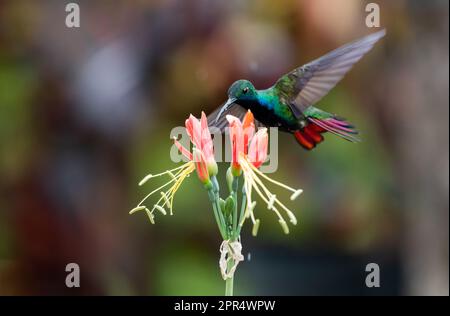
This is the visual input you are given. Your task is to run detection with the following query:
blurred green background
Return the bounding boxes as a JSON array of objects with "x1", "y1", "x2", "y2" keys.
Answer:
[{"x1": 0, "y1": 0, "x2": 448, "y2": 295}]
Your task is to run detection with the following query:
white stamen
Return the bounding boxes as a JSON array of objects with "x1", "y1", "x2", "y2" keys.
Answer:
[
  {"x1": 246, "y1": 201, "x2": 256, "y2": 218},
  {"x1": 248, "y1": 161, "x2": 298, "y2": 193},
  {"x1": 267, "y1": 194, "x2": 276, "y2": 210},
  {"x1": 144, "y1": 208, "x2": 155, "y2": 224},
  {"x1": 290, "y1": 189, "x2": 303, "y2": 201},
  {"x1": 137, "y1": 162, "x2": 194, "y2": 209},
  {"x1": 278, "y1": 219, "x2": 289, "y2": 234},
  {"x1": 252, "y1": 219, "x2": 260, "y2": 236},
  {"x1": 286, "y1": 211, "x2": 298, "y2": 225},
  {"x1": 153, "y1": 204, "x2": 167, "y2": 216},
  {"x1": 160, "y1": 191, "x2": 171, "y2": 210},
  {"x1": 129, "y1": 206, "x2": 145, "y2": 214},
  {"x1": 242, "y1": 162, "x2": 285, "y2": 222},
  {"x1": 139, "y1": 163, "x2": 189, "y2": 186},
  {"x1": 139, "y1": 174, "x2": 153, "y2": 186}
]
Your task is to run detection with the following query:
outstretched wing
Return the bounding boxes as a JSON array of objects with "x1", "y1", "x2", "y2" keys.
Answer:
[
  {"x1": 207, "y1": 103, "x2": 264, "y2": 133},
  {"x1": 274, "y1": 30, "x2": 386, "y2": 117}
]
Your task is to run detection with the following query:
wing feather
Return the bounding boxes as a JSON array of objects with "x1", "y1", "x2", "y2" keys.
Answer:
[{"x1": 274, "y1": 30, "x2": 386, "y2": 113}]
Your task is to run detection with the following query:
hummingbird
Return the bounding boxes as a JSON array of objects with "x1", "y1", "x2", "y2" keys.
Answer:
[{"x1": 208, "y1": 29, "x2": 385, "y2": 150}]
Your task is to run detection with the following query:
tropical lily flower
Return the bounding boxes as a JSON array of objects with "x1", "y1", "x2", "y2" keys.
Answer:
[
  {"x1": 131, "y1": 109, "x2": 303, "y2": 296},
  {"x1": 192, "y1": 147, "x2": 210, "y2": 185},
  {"x1": 226, "y1": 113, "x2": 303, "y2": 235},
  {"x1": 227, "y1": 111, "x2": 255, "y2": 175},
  {"x1": 183, "y1": 112, "x2": 218, "y2": 177},
  {"x1": 130, "y1": 111, "x2": 218, "y2": 222}
]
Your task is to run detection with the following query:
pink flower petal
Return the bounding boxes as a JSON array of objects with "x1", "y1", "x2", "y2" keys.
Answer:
[
  {"x1": 248, "y1": 128, "x2": 268, "y2": 168},
  {"x1": 173, "y1": 138, "x2": 193, "y2": 160}
]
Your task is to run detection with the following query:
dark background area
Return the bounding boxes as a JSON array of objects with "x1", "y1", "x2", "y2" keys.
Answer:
[{"x1": 0, "y1": 0, "x2": 448, "y2": 295}]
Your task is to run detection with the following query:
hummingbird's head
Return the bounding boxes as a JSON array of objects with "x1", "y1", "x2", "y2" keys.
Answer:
[
  {"x1": 214, "y1": 80, "x2": 257, "y2": 124},
  {"x1": 227, "y1": 79, "x2": 257, "y2": 101}
]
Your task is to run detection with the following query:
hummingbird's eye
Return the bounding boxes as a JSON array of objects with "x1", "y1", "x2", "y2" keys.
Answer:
[{"x1": 243, "y1": 87, "x2": 249, "y2": 94}]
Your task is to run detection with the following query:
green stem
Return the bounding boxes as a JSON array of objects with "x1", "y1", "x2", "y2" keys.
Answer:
[
  {"x1": 208, "y1": 189, "x2": 226, "y2": 240},
  {"x1": 225, "y1": 177, "x2": 241, "y2": 296},
  {"x1": 214, "y1": 197, "x2": 228, "y2": 238},
  {"x1": 225, "y1": 259, "x2": 234, "y2": 296},
  {"x1": 237, "y1": 189, "x2": 247, "y2": 236},
  {"x1": 211, "y1": 175, "x2": 241, "y2": 296},
  {"x1": 212, "y1": 176, "x2": 228, "y2": 238},
  {"x1": 231, "y1": 177, "x2": 239, "y2": 239}
]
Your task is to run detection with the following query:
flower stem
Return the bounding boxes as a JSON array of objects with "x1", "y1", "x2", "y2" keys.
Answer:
[
  {"x1": 212, "y1": 176, "x2": 228, "y2": 238},
  {"x1": 212, "y1": 176, "x2": 240, "y2": 296},
  {"x1": 208, "y1": 189, "x2": 227, "y2": 240},
  {"x1": 231, "y1": 177, "x2": 239, "y2": 239},
  {"x1": 225, "y1": 259, "x2": 234, "y2": 296},
  {"x1": 236, "y1": 189, "x2": 247, "y2": 236}
]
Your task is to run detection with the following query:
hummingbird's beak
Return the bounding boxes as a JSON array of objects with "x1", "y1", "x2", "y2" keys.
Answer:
[{"x1": 215, "y1": 98, "x2": 236, "y2": 124}]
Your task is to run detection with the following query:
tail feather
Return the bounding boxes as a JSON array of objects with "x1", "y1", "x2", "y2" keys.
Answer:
[
  {"x1": 308, "y1": 117, "x2": 360, "y2": 142},
  {"x1": 293, "y1": 124, "x2": 325, "y2": 150},
  {"x1": 304, "y1": 126, "x2": 324, "y2": 143},
  {"x1": 294, "y1": 116, "x2": 360, "y2": 150},
  {"x1": 294, "y1": 130, "x2": 315, "y2": 150}
]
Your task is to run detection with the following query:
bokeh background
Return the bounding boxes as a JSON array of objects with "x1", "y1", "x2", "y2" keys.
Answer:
[{"x1": 0, "y1": 0, "x2": 448, "y2": 296}]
